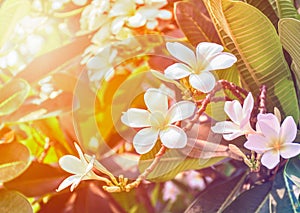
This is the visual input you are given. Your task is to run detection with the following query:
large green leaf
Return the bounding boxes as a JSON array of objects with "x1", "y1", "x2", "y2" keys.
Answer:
[
  {"x1": 0, "y1": 142, "x2": 31, "y2": 183},
  {"x1": 0, "y1": 190, "x2": 32, "y2": 213},
  {"x1": 204, "y1": 0, "x2": 299, "y2": 121},
  {"x1": 244, "y1": 0, "x2": 279, "y2": 28},
  {"x1": 279, "y1": 18, "x2": 300, "y2": 111},
  {"x1": 275, "y1": 0, "x2": 300, "y2": 19},
  {"x1": 0, "y1": 79, "x2": 30, "y2": 116},
  {"x1": 224, "y1": 169, "x2": 295, "y2": 213},
  {"x1": 0, "y1": 0, "x2": 30, "y2": 47},
  {"x1": 4, "y1": 162, "x2": 68, "y2": 197},
  {"x1": 139, "y1": 142, "x2": 224, "y2": 181},
  {"x1": 185, "y1": 171, "x2": 248, "y2": 212},
  {"x1": 174, "y1": 0, "x2": 221, "y2": 46}
]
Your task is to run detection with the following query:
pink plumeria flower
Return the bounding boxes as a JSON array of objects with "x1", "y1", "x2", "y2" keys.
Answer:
[
  {"x1": 162, "y1": 181, "x2": 181, "y2": 203},
  {"x1": 164, "y1": 42, "x2": 237, "y2": 93},
  {"x1": 211, "y1": 92, "x2": 255, "y2": 140},
  {"x1": 57, "y1": 143, "x2": 108, "y2": 192},
  {"x1": 121, "y1": 88, "x2": 196, "y2": 154},
  {"x1": 244, "y1": 114, "x2": 300, "y2": 169}
]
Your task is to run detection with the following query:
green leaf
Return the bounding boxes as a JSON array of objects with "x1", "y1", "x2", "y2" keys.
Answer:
[
  {"x1": 0, "y1": 79, "x2": 30, "y2": 116},
  {"x1": 174, "y1": 0, "x2": 221, "y2": 46},
  {"x1": 224, "y1": 169, "x2": 295, "y2": 213},
  {"x1": 0, "y1": 190, "x2": 32, "y2": 213},
  {"x1": 0, "y1": 142, "x2": 31, "y2": 183},
  {"x1": 278, "y1": 18, "x2": 300, "y2": 110},
  {"x1": 185, "y1": 171, "x2": 248, "y2": 212},
  {"x1": 204, "y1": 0, "x2": 299, "y2": 121},
  {"x1": 139, "y1": 142, "x2": 224, "y2": 181},
  {"x1": 284, "y1": 156, "x2": 300, "y2": 187},
  {"x1": 4, "y1": 162, "x2": 68, "y2": 197},
  {"x1": 244, "y1": 0, "x2": 279, "y2": 28},
  {"x1": 0, "y1": 0, "x2": 31, "y2": 47},
  {"x1": 223, "y1": 181, "x2": 272, "y2": 212},
  {"x1": 275, "y1": 0, "x2": 300, "y2": 19}
]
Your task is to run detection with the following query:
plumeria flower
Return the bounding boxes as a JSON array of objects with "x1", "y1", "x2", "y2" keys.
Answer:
[
  {"x1": 121, "y1": 88, "x2": 196, "y2": 154},
  {"x1": 57, "y1": 143, "x2": 111, "y2": 192},
  {"x1": 87, "y1": 46, "x2": 118, "y2": 82},
  {"x1": 164, "y1": 42, "x2": 237, "y2": 93},
  {"x1": 244, "y1": 113, "x2": 300, "y2": 169},
  {"x1": 211, "y1": 92, "x2": 255, "y2": 140},
  {"x1": 162, "y1": 181, "x2": 181, "y2": 203}
]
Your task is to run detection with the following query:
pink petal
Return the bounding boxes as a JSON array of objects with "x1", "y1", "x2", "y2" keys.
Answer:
[
  {"x1": 196, "y1": 42, "x2": 224, "y2": 62},
  {"x1": 261, "y1": 150, "x2": 280, "y2": 169},
  {"x1": 167, "y1": 101, "x2": 195, "y2": 123},
  {"x1": 244, "y1": 134, "x2": 270, "y2": 153},
  {"x1": 166, "y1": 42, "x2": 197, "y2": 68},
  {"x1": 208, "y1": 53, "x2": 237, "y2": 70},
  {"x1": 257, "y1": 113, "x2": 280, "y2": 139},
  {"x1": 224, "y1": 100, "x2": 243, "y2": 124},
  {"x1": 189, "y1": 72, "x2": 216, "y2": 93},
  {"x1": 144, "y1": 88, "x2": 168, "y2": 113},
  {"x1": 280, "y1": 143, "x2": 300, "y2": 159},
  {"x1": 164, "y1": 63, "x2": 192, "y2": 79},
  {"x1": 121, "y1": 108, "x2": 151, "y2": 127},
  {"x1": 160, "y1": 125, "x2": 187, "y2": 148},
  {"x1": 280, "y1": 116, "x2": 297, "y2": 143},
  {"x1": 133, "y1": 127, "x2": 159, "y2": 154}
]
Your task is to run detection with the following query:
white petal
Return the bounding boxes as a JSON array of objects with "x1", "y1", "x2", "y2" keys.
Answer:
[
  {"x1": 121, "y1": 108, "x2": 151, "y2": 127},
  {"x1": 242, "y1": 92, "x2": 254, "y2": 116},
  {"x1": 208, "y1": 53, "x2": 237, "y2": 70},
  {"x1": 166, "y1": 42, "x2": 197, "y2": 68},
  {"x1": 87, "y1": 56, "x2": 107, "y2": 70},
  {"x1": 189, "y1": 72, "x2": 216, "y2": 93},
  {"x1": 280, "y1": 143, "x2": 300, "y2": 159},
  {"x1": 146, "y1": 20, "x2": 158, "y2": 29},
  {"x1": 167, "y1": 101, "x2": 195, "y2": 123},
  {"x1": 56, "y1": 174, "x2": 81, "y2": 192},
  {"x1": 111, "y1": 17, "x2": 125, "y2": 35},
  {"x1": 164, "y1": 63, "x2": 192, "y2": 79},
  {"x1": 244, "y1": 134, "x2": 270, "y2": 153},
  {"x1": 144, "y1": 88, "x2": 168, "y2": 113},
  {"x1": 223, "y1": 132, "x2": 244, "y2": 141},
  {"x1": 127, "y1": 13, "x2": 146, "y2": 28},
  {"x1": 160, "y1": 125, "x2": 187, "y2": 148},
  {"x1": 224, "y1": 100, "x2": 243, "y2": 124},
  {"x1": 211, "y1": 121, "x2": 240, "y2": 134},
  {"x1": 257, "y1": 113, "x2": 280, "y2": 139},
  {"x1": 138, "y1": 7, "x2": 159, "y2": 19},
  {"x1": 280, "y1": 116, "x2": 297, "y2": 143},
  {"x1": 74, "y1": 143, "x2": 88, "y2": 165},
  {"x1": 59, "y1": 155, "x2": 86, "y2": 174},
  {"x1": 157, "y1": 10, "x2": 172, "y2": 20},
  {"x1": 72, "y1": 0, "x2": 87, "y2": 6},
  {"x1": 133, "y1": 127, "x2": 159, "y2": 154},
  {"x1": 196, "y1": 42, "x2": 224, "y2": 62},
  {"x1": 110, "y1": 0, "x2": 135, "y2": 17},
  {"x1": 261, "y1": 150, "x2": 280, "y2": 169}
]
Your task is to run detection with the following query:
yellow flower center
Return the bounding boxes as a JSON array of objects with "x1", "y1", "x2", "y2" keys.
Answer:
[{"x1": 150, "y1": 111, "x2": 168, "y2": 130}]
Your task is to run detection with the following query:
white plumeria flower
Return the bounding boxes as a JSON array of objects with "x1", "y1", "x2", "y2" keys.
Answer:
[
  {"x1": 57, "y1": 143, "x2": 105, "y2": 192},
  {"x1": 164, "y1": 42, "x2": 237, "y2": 93},
  {"x1": 87, "y1": 47, "x2": 118, "y2": 82},
  {"x1": 162, "y1": 181, "x2": 181, "y2": 203},
  {"x1": 121, "y1": 88, "x2": 196, "y2": 154},
  {"x1": 244, "y1": 113, "x2": 300, "y2": 169},
  {"x1": 211, "y1": 92, "x2": 255, "y2": 140}
]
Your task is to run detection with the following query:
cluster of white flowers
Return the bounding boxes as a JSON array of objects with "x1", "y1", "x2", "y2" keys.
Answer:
[{"x1": 212, "y1": 93, "x2": 300, "y2": 169}]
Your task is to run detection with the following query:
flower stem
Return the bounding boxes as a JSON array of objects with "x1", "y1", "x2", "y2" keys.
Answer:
[
  {"x1": 219, "y1": 80, "x2": 248, "y2": 103},
  {"x1": 258, "y1": 85, "x2": 267, "y2": 114},
  {"x1": 125, "y1": 145, "x2": 167, "y2": 191}
]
